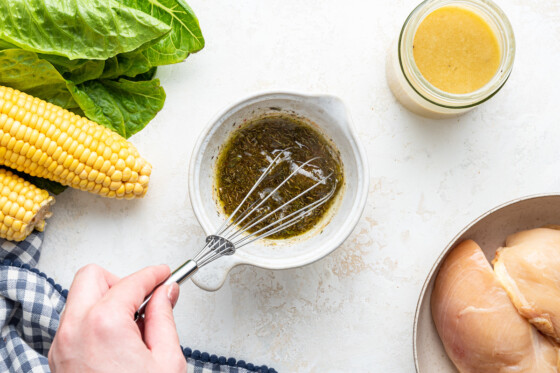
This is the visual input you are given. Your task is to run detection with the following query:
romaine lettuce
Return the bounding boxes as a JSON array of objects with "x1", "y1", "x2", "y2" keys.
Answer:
[
  {"x1": 120, "y1": 0, "x2": 205, "y2": 66},
  {"x1": 0, "y1": 0, "x2": 171, "y2": 60},
  {"x1": 0, "y1": 49, "x2": 77, "y2": 108},
  {"x1": 67, "y1": 78, "x2": 166, "y2": 138}
]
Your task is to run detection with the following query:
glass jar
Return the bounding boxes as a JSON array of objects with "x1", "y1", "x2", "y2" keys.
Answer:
[{"x1": 386, "y1": 0, "x2": 515, "y2": 118}]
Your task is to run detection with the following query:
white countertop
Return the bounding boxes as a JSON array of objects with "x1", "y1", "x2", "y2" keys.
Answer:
[{"x1": 39, "y1": 0, "x2": 560, "y2": 371}]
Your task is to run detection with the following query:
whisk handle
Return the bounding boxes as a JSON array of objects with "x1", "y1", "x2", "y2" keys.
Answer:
[{"x1": 134, "y1": 260, "x2": 198, "y2": 321}]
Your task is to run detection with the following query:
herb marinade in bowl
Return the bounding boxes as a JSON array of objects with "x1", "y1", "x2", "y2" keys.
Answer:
[
  {"x1": 188, "y1": 91, "x2": 368, "y2": 291},
  {"x1": 215, "y1": 114, "x2": 344, "y2": 239}
]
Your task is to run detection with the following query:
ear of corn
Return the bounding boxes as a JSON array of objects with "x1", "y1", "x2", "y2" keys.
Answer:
[
  {"x1": 0, "y1": 85, "x2": 151, "y2": 199},
  {"x1": 0, "y1": 168, "x2": 54, "y2": 241}
]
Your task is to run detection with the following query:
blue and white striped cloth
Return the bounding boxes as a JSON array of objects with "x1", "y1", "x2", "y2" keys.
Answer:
[{"x1": 0, "y1": 232, "x2": 276, "y2": 373}]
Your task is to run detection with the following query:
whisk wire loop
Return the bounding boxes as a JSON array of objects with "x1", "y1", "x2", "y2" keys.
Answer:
[
  {"x1": 215, "y1": 151, "x2": 287, "y2": 236},
  {"x1": 226, "y1": 172, "x2": 333, "y2": 243},
  {"x1": 233, "y1": 186, "x2": 336, "y2": 248},
  {"x1": 219, "y1": 154, "x2": 321, "y2": 238}
]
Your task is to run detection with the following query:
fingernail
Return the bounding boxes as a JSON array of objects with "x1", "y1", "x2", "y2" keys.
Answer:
[{"x1": 167, "y1": 283, "x2": 180, "y2": 308}]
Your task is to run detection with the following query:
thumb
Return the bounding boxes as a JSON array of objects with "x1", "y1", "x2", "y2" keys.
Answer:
[{"x1": 143, "y1": 282, "x2": 181, "y2": 357}]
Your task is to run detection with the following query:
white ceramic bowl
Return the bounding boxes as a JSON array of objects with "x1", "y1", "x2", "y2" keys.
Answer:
[
  {"x1": 414, "y1": 194, "x2": 560, "y2": 372},
  {"x1": 188, "y1": 91, "x2": 368, "y2": 291}
]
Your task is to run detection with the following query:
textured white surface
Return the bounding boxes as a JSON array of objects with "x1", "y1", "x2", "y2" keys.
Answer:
[{"x1": 38, "y1": 0, "x2": 560, "y2": 371}]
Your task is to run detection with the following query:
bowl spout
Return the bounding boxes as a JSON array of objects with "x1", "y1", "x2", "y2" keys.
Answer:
[
  {"x1": 191, "y1": 255, "x2": 242, "y2": 291},
  {"x1": 308, "y1": 94, "x2": 353, "y2": 133}
]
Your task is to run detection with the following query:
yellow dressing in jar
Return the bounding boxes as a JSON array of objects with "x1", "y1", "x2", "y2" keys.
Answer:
[
  {"x1": 412, "y1": 6, "x2": 501, "y2": 94},
  {"x1": 386, "y1": 0, "x2": 515, "y2": 118}
]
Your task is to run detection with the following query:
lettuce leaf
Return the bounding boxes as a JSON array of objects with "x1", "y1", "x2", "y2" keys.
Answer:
[
  {"x1": 128, "y1": 67, "x2": 158, "y2": 82},
  {"x1": 0, "y1": 49, "x2": 77, "y2": 108},
  {"x1": 41, "y1": 56, "x2": 106, "y2": 85},
  {"x1": 101, "y1": 51, "x2": 152, "y2": 80},
  {"x1": 120, "y1": 0, "x2": 205, "y2": 66},
  {"x1": 0, "y1": 40, "x2": 16, "y2": 50},
  {"x1": 39, "y1": 49, "x2": 151, "y2": 84},
  {"x1": 42, "y1": 45, "x2": 155, "y2": 84},
  {"x1": 67, "y1": 78, "x2": 166, "y2": 138},
  {"x1": 0, "y1": 0, "x2": 171, "y2": 60}
]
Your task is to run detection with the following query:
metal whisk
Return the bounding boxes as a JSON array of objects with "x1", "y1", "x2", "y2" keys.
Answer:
[{"x1": 135, "y1": 151, "x2": 335, "y2": 320}]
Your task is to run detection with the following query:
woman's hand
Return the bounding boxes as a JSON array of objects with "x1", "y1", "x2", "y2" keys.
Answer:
[{"x1": 48, "y1": 264, "x2": 186, "y2": 373}]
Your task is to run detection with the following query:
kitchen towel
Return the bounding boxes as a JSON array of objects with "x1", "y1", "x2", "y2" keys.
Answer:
[{"x1": 0, "y1": 233, "x2": 276, "y2": 373}]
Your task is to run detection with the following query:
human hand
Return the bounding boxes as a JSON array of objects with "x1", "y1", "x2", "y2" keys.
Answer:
[{"x1": 48, "y1": 264, "x2": 186, "y2": 373}]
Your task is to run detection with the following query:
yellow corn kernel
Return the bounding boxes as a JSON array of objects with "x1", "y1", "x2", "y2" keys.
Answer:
[
  {"x1": 116, "y1": 184, "x2": 126, "y2": 197},
  {"x1": 86, "y1": 152, "x2": 97, "y2": 167},
  {"x1": 139, "y1": 175, "x2": 149, "y2": 187},
  {"x1": 88, "y1": 169, "x2": 99, "y2": 182},
  {"x1": 129, "y1": 172, "x2": 138, "y2": 183},
  {"x1": 133, "y1": 184, "x2": 143, "y2": 195},
  {"x1": 53, "y1": 164, "x2": 64, "y2": 176},
  {"x1": 111, "y1": 171, "x2": 123, "y2": 182},
  {"x1": 74, "y1": 162, "x2": 85, "y2": 175},
  {"x1": 122, "y1": 168, "x2": 132, "y2": 182},
  {"x1": 102, "y1": 176, "x2": 111, "y2": 188},
  {"x1": 59, "y1": 169, "x2": 69, "y2": 180},
  {"x1": 94, "y1": 172, "x2": 105, "y2": 184}
]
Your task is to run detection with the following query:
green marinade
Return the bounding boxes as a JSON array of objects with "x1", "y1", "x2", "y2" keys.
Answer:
[{"x1": 216, "y1": 115, "x2": 343, "y2": 239}]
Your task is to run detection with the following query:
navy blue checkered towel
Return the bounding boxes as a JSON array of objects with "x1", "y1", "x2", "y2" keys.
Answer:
[{"x1": 0, "y1": 232, "x2": 276, "y2": 373}]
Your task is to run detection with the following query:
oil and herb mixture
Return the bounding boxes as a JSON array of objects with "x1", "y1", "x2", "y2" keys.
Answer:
[{"x1": 216, "y1": 115, "x2": 343, "y2": 239}]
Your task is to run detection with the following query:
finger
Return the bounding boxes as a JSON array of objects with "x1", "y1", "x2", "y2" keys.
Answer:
[
  {"x1": 138, "y1": 282, "x2": 178, "y2": 340},
  {"x1": 104, "y1": 265, "x2": 170, "y2": 316},
  {"x1": 167, "y1": 282, "x2": 180, "y2": 309},
  {"x1": 64, "y1": 264, "x2": 120, "y2": 320},
  {"x1": 143, "y1": 283, "x2": 181, "y2": 357}
]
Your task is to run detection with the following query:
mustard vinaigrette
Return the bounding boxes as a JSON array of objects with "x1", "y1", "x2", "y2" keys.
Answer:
[{"x1": 413, "y1": 6, "x2": 501, "y2": 94}]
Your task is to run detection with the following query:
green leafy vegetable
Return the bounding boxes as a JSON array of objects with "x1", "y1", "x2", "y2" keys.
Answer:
[
  {"x1": 67, "y1": 78, "x2": 166, "y2": 138},
  {"x1": 128, "y1": 67, "x2": 158, "y2": 82},
  {"x1": 120, "y1": 0, "x2": 205, "y2": 65},
  {"x1": 0, "y1": 49, "x2": 77, "y2": 108},
  {"x1": 101, "y1": 51, "x2": 152, "y2": 80},
  {"x1": 40, "y1": 47, "x2": 152, "y2": 84},
  {"x1": 42, "y1": 56, "x2": 106, "y2": 85},
  {"x1": 0, "y1": 0, "x2": 171, "y2": 60},
  {"x1": 0, "y1": 40, "x2": 16, "y2": 50}
]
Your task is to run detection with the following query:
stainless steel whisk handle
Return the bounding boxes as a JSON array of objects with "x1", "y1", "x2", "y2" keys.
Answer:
[{"x1": 134, "y1": 259, "x2": 198, "y2": 321}]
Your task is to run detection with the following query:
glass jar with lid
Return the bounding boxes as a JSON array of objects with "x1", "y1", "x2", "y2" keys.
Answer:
[{"x1": 386, "y1": 0, "x2": 515, "y2": 118}]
